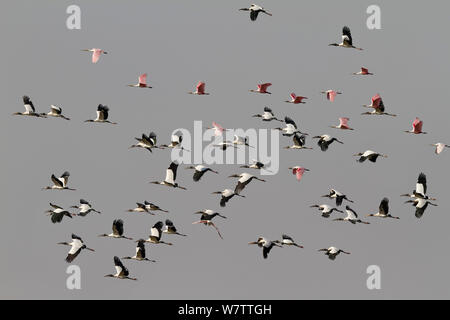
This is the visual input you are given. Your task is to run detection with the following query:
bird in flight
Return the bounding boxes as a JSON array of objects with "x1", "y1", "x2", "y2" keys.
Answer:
[
  {"x1": 188, "y1": 81, "x2": 209, "y2": 95},
  {"x1": 81, "y1": 48, "x2": 107, "y2": 63},
  {"x1": 367, "y1": 198, "x2": 400, "y2": 219},
  {"x1": 239, "y1": 4, "x2": 272, "y2": 21},
  {"x1": 405, "y1": 117, "x2": 427, "y2": 134},
  {"x1": 353, "y1": 67, "x2": 373, "y2": 75},
  {"x1": 250, "y1": 82, "x2": 272, "y2": 94},
  {"x1": 104, "y1": 256, "x2": 137, "y2": 281},
  {"x1": 150, "y1": 162, "x2": 187, "y2": 190},
  {"x1": 43, "y1": 171, "x2": 75, "y2": 191},
  {"x1": 353, "y1": 150, "x2": 388, "y2": 163},
  {"x1": 13, "y1": 96, "x2": 46, "y2": 118},
  {"x1": 45, "y1": 203, "x2": 75, "y2": 223},
  {"x1": 329, "y1": 26, "x2": 363, "y2": 50},
  {"x1": 430, "y1": 143, "x2": 450, "y2": 155},
  {"x1": 41, "y1": 105, "x2": 70, "y2": 120},
  {"x1": 330, "y1": 117, "x2": 354, "y2": 130},
  {"x1": 288, "y1": 166, "x2": 310, "y2": 181},
  {"x1": 362, "y1": 94, "x2": 396, "y2": 116},
  {"x1": 58, "y1": 234, "x2": 94, "y2": 263},
  {"x1": 248, "y1": 237, "x2": 282, "y2": 259},
  {"x1": 127, "y1": 73, "x2": 152, "y2": 88},
  {"x1": 321, "y1": 90, "x2": 342, "y2": 102},
  {"x1": 285, "y1": 93, "x2": 308, "y2": 104},
  {"x1": 318, "y1": 247, "x2": 350, "y2": 260},
  {"x1": 85, "y1": 104, "x2": 117, "y2": 125}
]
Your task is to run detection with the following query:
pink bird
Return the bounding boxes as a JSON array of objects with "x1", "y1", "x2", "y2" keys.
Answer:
[
  {"x1": 250, "y1": 83, "x2": 272, "y2": 94},
  {"x1": 362, "y1": 94, "x2": 396, "y2": 116},
  {"x1": 431, "y1": 143, "x2": 450, "y2": 155},
  {"x1": 127, "y1": 73, "x2": 152, "y2": 88},
  {"x1": 206, "y1": 121, "x2": 227, "y2": 136},
  {"x1": 330, "y1": 117, "x2": 354, "y2": 130},
  {"x1": 188, "y1": 81, "x2": 209, "y2": 95},
  {"x1": 353, "y1": 67, "x2": 373, "y2": 75},
  {"x1": 285, "y1": 93, "x2": 308, "y2": 104},
  {"x1": 288, "y1": 166, "x2": 310, "y2": 181},
  {"x1": 405, "y1": 118, "x2": 427, "y2": 134},
  {"x1": 81, "y1": 48, "x2": 107, "y2": 63},
  {"x1": 321, "y1": 90, "x2": 342, "y2": 102}
]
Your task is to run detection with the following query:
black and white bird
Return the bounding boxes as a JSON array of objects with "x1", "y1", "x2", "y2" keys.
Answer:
[
  {"x1": 212, "y1": 189, "x2": 245, "y2": 207},
  {"x1": 310, "y1": 204, "x2": 344, "y2": 218},
  {"x1": 43, "y1": 171, "x2": 75, "y2": 190},
  {"x1": 144, "y1": 201, "x2": 169, "y2": 213},
  {"x1": 401, "y1": 172, "x2": 437, "y2": 200},
  {"x1": 329, "y1": 26, "x2": 363, "y2": 50},
  {"x1": 85, "y1": 104, "x2": 117, "y2": 124},
  {"x1": 318, "y1": 247, "x2": 350, "y2": 260},
  {"x1": 213, "y1": 141, "x2": 238, "y2": 151},
  {"x1": 313, "y1": 135, "x2": 344, "y2": 152},
  {"x1": 99, "y1": 219, "x2": 133, "y2": 240},
  {"x1": 322, "y1": 189, "x2": 354, "y2": 206},
  {"x1": 185, "y1": 165, "x2": 219, "y2": 182},
  {"x1": 163, "y1": 219, "x2": 187, "y2": 237},
  {"x1": 104, "y1": 256, "x2": 137, "y2": 281},
  {"x1": 193, "y1": 210, "x2": 227, "y2": 239},
  {"x1": 70, "y1": 199, "x2": 101, "y2": 216},
  {"x1": 233, "y1": 135, "x2": 253, "y2": 148},
  {"x1": 368, "y1": 198, "x2": 400, "y2": 219},
  {"x1": 145, "y1": 221, "x2": 173, "y2": 245},
  {"x1": 252, "y1": 107, "x2": 283, "y2": 122},
  {"x1": 150, "y1": 162, "x2": 187, "y2": 190},
  {"x1": 126, "y1": 202, "x2": 151, "y2": 214},
  {"x1": 58, "y1": 234, "x2": 94, "y2": 263},
  {"x1": 13, "y1": 96, "x2": 46, "y2": 118},
  {"x1": 248, "y1": 237, "x2": 282, "y2": 259},
  {"x1": 405, "y1": 198, "x2": 438, "y2": 219},
  {"x1": 45, "y1": 203, "x2": 74, "y2": 223},
  {"x1": 284, "y1": 133, "x2": 313, "y2": 150},
  {"x1": 354, "y1": 150, "x2": 388, "y2": 163},
  {"x1": 275, "y1": 235, "x2": 304, "y2": 248},
  {"x1": 160, "y1": 134, "x2": 189, "y2": 150},
  {"x1": 239, "y1": 4, "x2": 272, "y2": 21},
  {"x1": 240, "y1": 160, "x2": 269, "y2": 171},
  {"x1": 333, "y1": 206, "x2": 370, "y2": 224},
  {"x1": 275, "y1": 116, "x2": 308, "y2": 137},
  {"x1": 129, "y1": 132, "x2": 159, "y2": 152},
  {"x1": 123, "y1": 240, "x2": 156, "y2": 262},
  {"x1": 228, "y1": 173, "x2": 266, "y2": 195},
  {"x1": 41, "y1": 105, "x2": 70, "y2": 120}
]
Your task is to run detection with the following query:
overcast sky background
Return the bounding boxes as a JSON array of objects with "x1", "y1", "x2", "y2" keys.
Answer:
[{"x1": 1, "y1": 1, "x2": 450, "y2": 299}]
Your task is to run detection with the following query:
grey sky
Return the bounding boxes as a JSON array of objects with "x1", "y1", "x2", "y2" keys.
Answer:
[{"x1": 1, "y1": 1, "x2": 450, "y2": 299}]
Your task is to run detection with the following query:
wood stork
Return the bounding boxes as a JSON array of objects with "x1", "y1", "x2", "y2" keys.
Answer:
[
  {"x1": 145, "y1": 221, "x2": 173, "y2": 245},
  {"x1": 275, "y1": 116, "x2": 308, "y2": 137},
  {"x1": 58, "y1": 234, "x2": 94, "y2": 263},
  {"x1": 354, "y1": 150, "x2": 388, "y2": 163},
  {"x1": 71, "y1": 199, "x2": 101, "y2": 216},
  {"x1": 353, "y1": 67, "x2": 373, "y2": 75},
  {"x1": 129, "y1": 132, "x2": 159, "y2": 152},
  {"x1": 228, "y1": 173, "x2": 266, "y2": 195},
  {"x1": 144, "y1": 201, "x2": 169, "y2": 213},
  {"x1": 239, "y1": 4, "x2": 272, "y2": 21},
  {"x1": 310, "y1": 204, "x2": 343, "y2": 218},
  {"x1": 45, "y1": 203, "x2": 75, "y2": 223},
  {"x1": 288, "y1": 166, "x2": 309, "y2": 181},
  {"x1": 164, "y1": 219, "x2": 187, "y2": 237},
  {"x1": 127, "y1": 73, "x2": 152, "y2": 88},
  {"x1": 252, "y1": 106, "x2": 283, "y2": 122},
  {"x1": 185, "y1": 165, "x2": 218, "y2": 182},
  {"x1": 160, "y1": 134, "x2": 188, "y2": 150},
  {"x1": 213, "y1": 141, "x2": 237, "y2": 151},
  {"x1": 150, "y1": 162, "x2": 187, "y2": 190},
  {"x1": 126, "y1": 202, "x2": 152, "y2": 214},
  {"x1": 330, "y1": 117, "x2": 354, "y2": 130},
  {"x1": 285, "y1": 93, "x2": 308, "y2": 104},
  {"x1": 405, "y1": 198, "x2": 438, "y2": 219},
  {"x1": 81, "y1": 48, "x2": 107, "y2": 63},
  {"x1": 362, "y1": 94, "x2": 396, "y2": 116},
  {"x1": 313, "y1": 135, "x2": 343, "y2": 152},
  {"x1": 193, "y1": 210, "x2": 226, "y2": 239},
  {"x1": 368, "y1": 198, "x2": 400, "y2": 219},
  {"x1": 401, "y1": 172, "x2": 436, "y2": 200},
  {"x1": 233, "y1": 135, "x2": 253, "y2": 148},
  {"x1": 405, "y1": 117, "x2": 427, "y2": 134},
  {"x1": 333, "y1": 206, "x2": 370, "y2": 225},
  {"x1": 212, "y1": 189, "x2": 245, "y2": 207},
  {"x1": 85, "y1": 104, "x2": 117, "y2": 124},
  {"x1": 318, "y1": 247, "x2": 350, "y2": 260},
  {"x1": 104, "y1": 256, "x2": 137, "y2": 281},
  {"x1": 431, "y1": 143, "x2": 450, "y2": 155},
  {"x1": 321, "y1": 90, "x2": 342, "y2": 102},
  {"x1": 123, "y1": 240, "x2": 156, "y2": 262},
  {"x1": 275, "y1": 235, "x2": 304, "y2": 248},
  {"x1": 188, "y1": 81, "x2": 209, "y2": 95},
  {"x1": 248, "y1": 237, "x2": 282, "y2": 259},
  {"x1": 41, "y1": 105, "x2": 70, "y2": 120},
  {"x1": 13, "y1": 96, "x2": 46, "y2": 117},
  {"x1": 43, "y1": 171, "x2": 75, "y2": 190},
  {"x1": 250, "y1": 83, "x2": 272, "y2": 94},
  {"x1": 329, "y1": 26, "x2": 363, "y2": 50},
  {"x1": 322, "y1": 189, "x2": 354, "y2": 206},
  {"x1": 240, "y1": 160, "x2": 268, "y2": 170},
  {"x1": 99, "y1": 219, "x2": 133, "y2": 240},
  {"x1": 284, "y1": 133, "x2": 313, "y2": 150}
]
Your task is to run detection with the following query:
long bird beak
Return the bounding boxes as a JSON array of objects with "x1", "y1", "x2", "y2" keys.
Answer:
[
  {"x1": 248, "y1": 241, "x2": 258, "y2": 245},
  {"x1": 86, "y1": 247, "x2": 95, "y2": 252}
]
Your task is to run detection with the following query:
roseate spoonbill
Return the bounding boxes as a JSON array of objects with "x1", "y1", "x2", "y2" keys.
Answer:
[
  {"x1": 206, "y1": 122, "x2": 227, "y2": 136},
  {"x1": 81, "y1": 48, "x2": 107, "y2": 63},
  {"x1": 13, "y1": 96, "x2": 46, "y2": 118},
  {"x1": 129, "y1": 132, "x2": 159, "y2": 152},
  {"x1": 228, "y1": 173, "x2": 266, "y2": 194},
  {"x1": 362, "y1": 94, "x2": 396, "y2": 116},
  {"x1": 405, "y1": 118, "x2": 427, "y2": 134},
  {"x1": 252, "y1": 106, "x2": 283, "y2": 122},
  {"x1": 193, "y1": 210, "x2": 226, "y2": 239},
  {"x1": 239, "y1": 4, "x2": 272, "y2": 21},
  {"x1": 321, "y1": 90, "x2": 342, "y2": 102},
  {"x1": 248, "y1": 237, "x2": 282, "y2": 259},
  {"x1": 318, "y1": 247, "x2": 350, "y2": 260},
  {"x1": 353, "y1": 67, "x2": 373, "y2": 75},
  {"x1": 275, "y1": 116, "x2": 308, "y2": 136},
  {"x1": 322, "y1": 189, "x2": 354, "y2": 206},
  {"x1": 163, "y1": 219, "x2": 187, "y2": 237},
  {"x1": 250, "y1": 83, "x2": 272, "y2": 94},
  {"x1": 70, "y1": 199, "x2": 101, "y2": 216},
  {"x1": 288, "y1": 166, "x2": 309, "y2": 181},
  {"x1": 310, "y1": 205, "x2": 343, "y2": 218},
  {"x1": 275, "y1": 235, "x2": 304, "y2": 248},
  {"x1": 45, "y1": 203, "x2": 75, "y2": 224},
  {"x1": 185, "y1": 165, "x2": 218, "y2": 182},
  {"x1": 353, "y1": 150, "x2": 387, "y2": 163},
  {"x1": 58, "y1": 234, "x2": 94, "y2": 263},
  {"x1": 405, "y1": 198, "x2": 438, "y2": 219},
  {"x1": 212, "y1": 189, "x2": 245, "y2": 207},
  {"x1": 401, "y1": 173, "x2": 436, "y2": 200},
  {"x1": 127, "y1": 73, "x2": 152, "y2": 88},
  {"x1": 85, "y1": 104, "x2": 117, "y2": 124},
  {"x1": 123, "y1": 240, "x2": 156, "y2": 262},
  {"x1": 149, "y1": 162, "x2": 187, "y2": 190},
  {"x1": 188, "y1": 81, "x2": 209, "y2": 95},
  {"x1": 313, "y1": 135, "x2": 343, "y2": 152},
  {"x1": 41, "y1": 105, "x2": 70, "y2": 120},
  {"x1": 98, "y1": 219, "x2": 133, "y2": 240},
  {"x1": 431, "y1": 143, "x2": 450, "y2": 155},
  {"x1": 104, "y1": 256, "x2": 137, "y2": 281},
  {"x1": 329, "y1": 26, "x2": 363, "y2": 50},
  {"x1": 284, "y1": 133, "x2": 312, "y2": 150},
  {"x1": 42, "y1": 171, "x2": 75, "y2": 190},
  {"x1": 333, "y1": 206, "x2": 370, "y2": 224},
  {"x1": 285, "y1": 93, "x2": 308, "y2": 104},
  {"x1": 367, "y1": 198, "x2": 400, "y2": 219},
  {"x1": 145, "y1": 221, "x2": 172, "y2": 245},
  {"x1": 330, "y1": 117, "x2": 354, "y2": 130}
]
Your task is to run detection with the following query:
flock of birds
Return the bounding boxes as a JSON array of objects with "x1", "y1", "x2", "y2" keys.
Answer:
[{"x1": 12, "y1": 4, "x2": 448, "y2": 281}]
